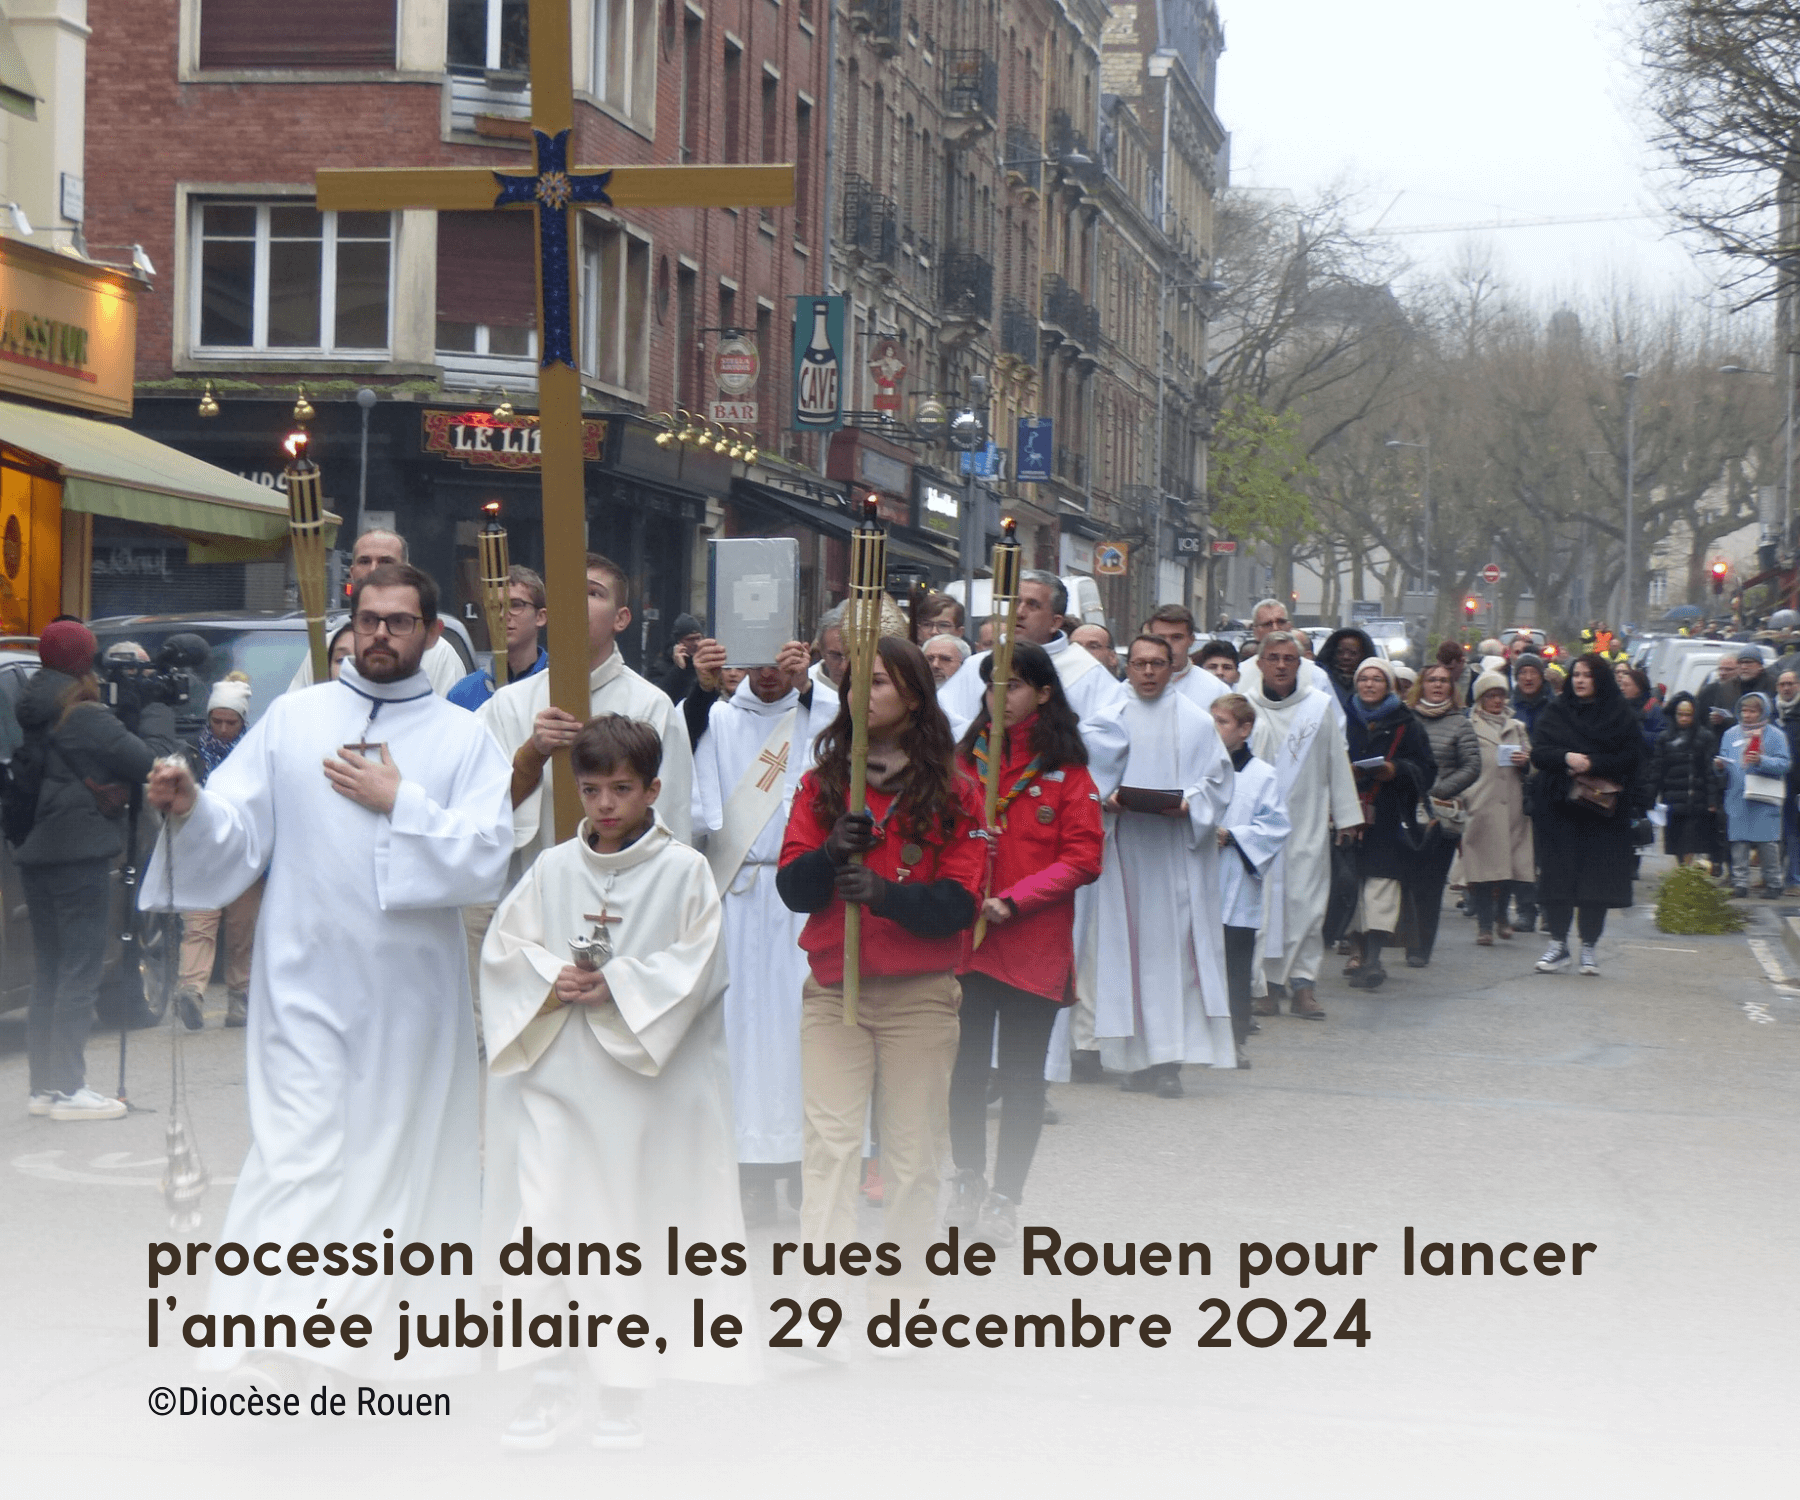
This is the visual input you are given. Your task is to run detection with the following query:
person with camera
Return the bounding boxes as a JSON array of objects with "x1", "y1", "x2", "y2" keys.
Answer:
[{"x1": 18, "y1": 620, "x2": 177, "y2": 1120}]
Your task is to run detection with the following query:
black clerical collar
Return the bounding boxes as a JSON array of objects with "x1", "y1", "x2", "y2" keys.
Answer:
[{"x1": 1231, "y1": 743, "x2": 1254, "y2": 771}]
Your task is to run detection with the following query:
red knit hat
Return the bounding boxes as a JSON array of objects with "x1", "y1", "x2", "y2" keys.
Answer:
[{"x1": 38, "y1": 620, "x2": 98, "y2": 676}]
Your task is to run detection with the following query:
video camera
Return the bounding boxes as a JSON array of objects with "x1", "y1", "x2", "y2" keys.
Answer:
[{"x1": 95, "y1": 633, "x2": 211, "y2": 727}]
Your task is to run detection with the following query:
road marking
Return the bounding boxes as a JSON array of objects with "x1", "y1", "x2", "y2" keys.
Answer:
[
  {"x1": 1619, "y1": 943, "x2": 1699, "y2": 954},
  {"x1": 13, "y1": 1150, "x2": 237, "y2": 1188},
  {"x1": 1743, "y1": 938, "x2": 1787, "y2": 1023}
]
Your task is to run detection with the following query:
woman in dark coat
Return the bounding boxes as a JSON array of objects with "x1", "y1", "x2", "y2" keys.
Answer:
[
  {"x1": 1402, "y1": 661, "x2": 1482, "y2": 966},
  {"x1": 1528, "y1": 653, "x2": 1649, "y2": 977},
  {"x1": 1318, "y1": 626, "x2": 1379, "y2": 718},
  {"x1": 1652, "y1": 691, "x2": 1720, "y2": 864},
  {"x1": 1343, "y1": 657, "x2": 1436, "y2": 990}
]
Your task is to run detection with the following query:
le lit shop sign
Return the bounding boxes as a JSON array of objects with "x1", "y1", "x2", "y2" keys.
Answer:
[{"x1": 422, "y1": 409, "x2": 608, "y2": 470}]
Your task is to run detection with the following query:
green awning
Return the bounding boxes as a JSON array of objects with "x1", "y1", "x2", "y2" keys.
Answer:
[{"x1": 0, "y1": 398, "x2": 338, "y2": 556}]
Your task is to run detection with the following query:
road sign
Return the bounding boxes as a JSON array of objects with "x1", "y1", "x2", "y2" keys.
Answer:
[{"x1": 1481, "y1": 562, "x2": 1502, "y2": 584}]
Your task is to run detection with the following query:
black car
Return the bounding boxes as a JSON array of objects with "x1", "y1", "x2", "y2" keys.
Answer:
[{"x1": 0, "y1": 612, "x2": 476, "y2": 1022}]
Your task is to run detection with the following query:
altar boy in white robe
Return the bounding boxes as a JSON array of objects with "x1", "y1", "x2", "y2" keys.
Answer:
[
  {"x1": 692, "y1": 643, "x2": 814, "y2": 1224},
  {"x1": 482, "y1": 716, "x2": 752, "y2": 1452},
  {"x1": 480, "y1": 552, "x2": 694, "y2": 881},
  {"x1": 1094, "y1": 635, "x2": 1236, "y2": 1096},
  {"x1": 1211, "y1": 693, "x2": 1291, "y2": 1069}
]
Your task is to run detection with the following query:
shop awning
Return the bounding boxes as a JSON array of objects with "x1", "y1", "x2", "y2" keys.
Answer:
[
  {"x1": 0, "y1": 399, "x2": 338, "y2": 558},
  {"x1": 732, "y1": 477, "x2": 854, "y2": 537}
]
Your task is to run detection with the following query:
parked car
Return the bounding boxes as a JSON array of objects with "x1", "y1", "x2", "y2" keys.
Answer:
[{"x1": 0, "y1": 612, "x2": 476, "y2": 1022}]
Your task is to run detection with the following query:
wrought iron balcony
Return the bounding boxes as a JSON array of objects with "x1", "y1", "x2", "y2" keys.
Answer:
[
  {"x1": 870, "y1": 0, "x2": 904, "y2": 55},
  {"x1": 1004, "y1": 119, "x2": 1041, "y2": 190},
  {"x1": 943, "y1": 51, "x2": 998, "y2": 120},
  {"x1": 1048, "y1": 109, "x2": 1090, "y2": 167},
  {"x1": 1041, "y1": 273, "x2": 1099, "y2": 350},
  {"x1": 843, "y1": 176, "x2": 899, "y2": 267},
  {"x1": 941, "y1": 247, "x2": 994, "y2": 322},
  {"x1": 1001, "y1": 295, "x2": 1039, "y2": 363}
]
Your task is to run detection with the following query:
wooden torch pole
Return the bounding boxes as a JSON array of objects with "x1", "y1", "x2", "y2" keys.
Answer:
[
  {"x1": 972, "y1": 515, "x2": 1021, "y2": 950},
  {"x1": 842, "y1": 495, "x2": 887, "y2": 1026},
  {"x1": 478, "y1": 503, "x2": 512, "y2": 689}
]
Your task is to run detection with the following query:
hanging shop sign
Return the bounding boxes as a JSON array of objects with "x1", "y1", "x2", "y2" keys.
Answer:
[{"x1": 422, "y1": 408, "x2": 607, "y2": 470}]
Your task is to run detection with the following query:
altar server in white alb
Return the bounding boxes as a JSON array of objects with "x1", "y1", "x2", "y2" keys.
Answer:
[
  {"x1": 1093, "y1": 634, "x2": 1236, "y2": 1096},
  {"x1": 1241, "y1": 630, "x2": 1364, "y2": 1021},
  {"x1": 1210, "y1": 693, "x2": 1291, "y2": 1068},
  {"x1": 1143, "y1": 603, "x2": 1228, "y2": 710},
  {"x1": 481, "y1": 552, "x2": 693, "y2": 877},
  {"x1": 692, "y1": 641, "x2": 814, "y2": 1225},
  {"x1": 482, "y1": 716, "x2": 752, "y2": 1452},
  {"x1": 287, "y1": 529, "x2": 467, "y2": 694},
  {"x1": 143, "y1": 565, "x2": 514, "y2": 1379}
]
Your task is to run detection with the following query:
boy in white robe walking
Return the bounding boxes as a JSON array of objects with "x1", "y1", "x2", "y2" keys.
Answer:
[{"x1": 482, "y1": 716, "x2": 752, "y2": 1452}]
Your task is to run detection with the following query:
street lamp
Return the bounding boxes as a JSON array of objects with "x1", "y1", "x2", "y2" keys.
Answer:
[
  {"x1": 1721, "y1": 360, "x2": 1794, "y2": 558},
  {"x1": 1384, "y1": 436, "x2": 1432, "y2": 595},
  {"x1": 1622, "y1": 371, "x2": 1640, "y2": 631},
  {"x1": 951, "y1": 376, "x2": 991, "y2": 646}
]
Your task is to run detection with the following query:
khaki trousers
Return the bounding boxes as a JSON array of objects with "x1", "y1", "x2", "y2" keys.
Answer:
[
  {"x1": 800, "y1": 972, "x2": 960, "y2": 1283},
  {"x1": 177, "y1": 878, "x2": 263, "y2": 995}
]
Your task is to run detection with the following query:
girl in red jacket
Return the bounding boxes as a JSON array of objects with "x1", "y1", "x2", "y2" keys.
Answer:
[
  {"x1": 778, "y1": 635, "x2": 985, "y2": 1276},
  {"x1": 947, "y1": 642, "x2": 1104, "y2": 1245}
]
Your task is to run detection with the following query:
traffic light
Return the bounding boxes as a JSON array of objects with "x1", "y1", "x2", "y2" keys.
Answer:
[
  {"x1": 1464, "y1": 597, "x2": 1480, "y2": 619},
  {"x1": 1711, "y1": 558, "x2": 1729, "y2": 595}
]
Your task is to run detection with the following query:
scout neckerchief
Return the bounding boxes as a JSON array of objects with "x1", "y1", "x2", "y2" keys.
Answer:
[{"x1": 971, "y1": 727, "x2": 1044, "y2": 828}]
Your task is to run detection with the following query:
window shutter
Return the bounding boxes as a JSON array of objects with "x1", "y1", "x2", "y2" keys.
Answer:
[
  {"x1": 436, "y1": 212, "x2": 538, "y2": 328},
  {"x1": 199, "y1": 0, "x2": 397, "y2": 70}
]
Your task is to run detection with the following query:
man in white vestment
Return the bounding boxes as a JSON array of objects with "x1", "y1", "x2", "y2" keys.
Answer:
[
  {"x1": 1236, "y1": 597, "x2": 1333, "y2": 704},
  {"x1": 1144, "y1": 603, "x2": 1227, "y2": 710},
  {"x1": 287, "y1": 529, "x2": 466, "y2": 695},
  {"x1": 1093, "y1": 635, "x2": 1235, "y2": 1094},
  {"x1": 480, "y1": 551, "x2": 694, "y2": 877},
  {"x1": 691, "y1": 645, "x2": 814, "y2": 1224},
  {"x1": 482, "y1": 716, "x2": 753, "y2": 1451},
  {"x1": 144, "y1": 565, "x2": 514, "y2": 1378},
  {"x1": 1242, "y1": 631, "x2": 1364, "y2": 1021}
]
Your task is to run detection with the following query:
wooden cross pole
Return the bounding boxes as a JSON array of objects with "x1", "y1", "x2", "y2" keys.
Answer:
[{"x1": 315, "y1": 0, "x2": 792, "y2": 841}]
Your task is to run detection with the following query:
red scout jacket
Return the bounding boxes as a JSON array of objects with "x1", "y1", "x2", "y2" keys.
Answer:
[
  {"x1": 778, "y1": 771, "x2": 986, "y2": 986},
  {"x1": 956, "y1": 717, "x2": 1105, "y2": 1003}
]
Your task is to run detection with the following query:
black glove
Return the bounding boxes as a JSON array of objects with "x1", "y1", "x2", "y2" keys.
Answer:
[
  {"x1": 825, "y1": 810, "x2": 878, "y2": 864},
  {"x1": 833, "y1": 864, "x2": 887, "y2": 909}
]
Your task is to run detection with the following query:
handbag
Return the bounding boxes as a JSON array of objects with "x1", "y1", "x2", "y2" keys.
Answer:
[
  {"x1": 1428, "y1": 796, "x2": 1467, "y2": 834},
  {"x1": 1568, "y1": 774, "x2": 1622, "y2": 815},
  {"x1": 1744, "y1": 772, "x2": 1786, "y2": 806}
]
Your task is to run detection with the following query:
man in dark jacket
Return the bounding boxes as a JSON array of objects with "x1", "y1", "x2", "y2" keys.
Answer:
[
  {"x1": 17, "y1": 620, "x2": 177, "y2": 1120},
  {"x1": 646, "y1": 613, "x2": 705, "y2": 702},
  {"x1": 1510, "y1": 654, "x2": 1553, "y2": 734}
]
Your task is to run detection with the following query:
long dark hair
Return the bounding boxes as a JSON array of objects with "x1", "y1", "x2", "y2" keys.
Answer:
[
  {"x1": 1563, "y1": 651, "x2": 1626, "y2": 706},
  {"x1": 955, "y1": 642, "x2": 1087, "y2": 770},
  {"x1": 810, "y1": 635, "x2": 963, "y2": 840}
]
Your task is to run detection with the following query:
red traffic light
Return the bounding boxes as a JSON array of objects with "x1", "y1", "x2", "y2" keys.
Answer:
[{"x1": 1711, "y1": 558, "x2": 1728, "y2": 594}]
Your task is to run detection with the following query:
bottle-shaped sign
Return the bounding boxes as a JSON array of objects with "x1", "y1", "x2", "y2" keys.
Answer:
[{"x1": 796, "y1": 301, "x2": 840, "y2": 427}]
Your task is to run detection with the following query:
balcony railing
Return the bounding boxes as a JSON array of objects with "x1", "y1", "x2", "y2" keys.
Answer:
[
  {"x1": 1041, "y1": 273, "x2": 1099, "y2": 349},
  {"x1": 1048, "y1": 109, "x2": 1090, "y2": 167},
  {"x1": 843, "y1": 176, "x2": 899, "y2": 267},
  {"x1": 1004, "y1": 119, "x2": 1041, "y2": 190},
  {"x1": 943, "y1": 51, "x2": 998, "y2": 119},
  {"x1": 1001, "y1": 295, "x2": 1038, "y2": 363},
  {"x1": 871, "y1": 0, "x2": 905, "y2": 53},
  {"x1": 941, "y1": 247, "x2": 994, "y2": 322}
]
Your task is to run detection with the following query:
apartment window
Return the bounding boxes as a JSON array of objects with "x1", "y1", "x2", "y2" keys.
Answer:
[
  {"x1": 581, "y1": 221, "x2": 651, "y2": 394},
  {"x1": 436, "y1": 211, "x2": 537, "y2": 358},
  {"x1": 680, "y1": 10, "x2": 703, "y2": 162},
  {"x1": 590, "y1": 0, "x2": 657, "y2": 125},
  {"x1": 755, "y1": 304, "x2": 773, "y2": 440},
  {"x1": 794, "y1": 98, "x2": 812, "y2": 236},
  {"x1": 761, "y1": 71, "x2": 779, "y2": 163},
  {"x1": 195, "y1": 203, "x2": 391, "y2": 354},
  {"x1": 446, "y1": 0, "x2": 529, "y2": 73},
  {"x1": 723, "y1": 42, "x2": 743, "y2": 162},
  {"x1": 200, "y1": 0, "x2": 395, "y2": 69}
]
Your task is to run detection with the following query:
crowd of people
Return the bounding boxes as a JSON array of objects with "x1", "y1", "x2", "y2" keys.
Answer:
[{"x1": 14, "y1": 525, "x2": 1710, "y2": 1448}]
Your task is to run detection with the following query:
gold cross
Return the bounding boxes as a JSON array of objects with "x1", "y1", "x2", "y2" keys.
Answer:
[
  {"x1": 314, "y1": 0, "x2": 792, "y2": 843},
  {"x1": 755, "y1": 741, "x2": 790, "y2": 792}
]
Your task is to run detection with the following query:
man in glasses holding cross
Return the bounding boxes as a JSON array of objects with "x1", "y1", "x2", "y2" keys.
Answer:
[{"x1": 143, "y1": 563, "x2": 515, "y2": 1383}]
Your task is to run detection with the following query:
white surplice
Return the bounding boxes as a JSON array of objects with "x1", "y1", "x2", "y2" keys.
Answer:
[
  {"x1": 1220, "y1": 752, "x2": 1291, "y2": 928},
  {"x1": 1239, "y1": 657, "x2": 1341, "y2": 724},
  {"x1": 1093, "y1": 690, "x2": 1236, "y2": 1071},
  {"x1": 478, "y1": 649, "x2": 694, "y2": 879},
  {"x1": 692, "y1": 678, "x2": 811, "y2": 1163},
  {"x1": 480, "y1": 812, "x2": 755, "y2": 1387},
  {"x1": 288, "y1": 632, "x2": 465, "y2": 695},
  {"x1": 1243, "y1": 678, "x2": 1364, "y2": 993},
  {"x1": 140, "y1": 662, "x2": 515, "y2": 1377},
  {"x1": 1170, "y1": 660, "x2": 1228, "y2": 710}
]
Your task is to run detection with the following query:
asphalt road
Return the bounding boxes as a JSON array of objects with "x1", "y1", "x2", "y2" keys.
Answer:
[{"x1": 2, "y1": 854, "x2": 1795, "y2": 1498}]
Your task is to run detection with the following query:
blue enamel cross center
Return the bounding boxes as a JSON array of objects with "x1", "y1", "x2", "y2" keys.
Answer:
[{"x1": 313, "y1": 0, "x2": 792, "y2": 845}]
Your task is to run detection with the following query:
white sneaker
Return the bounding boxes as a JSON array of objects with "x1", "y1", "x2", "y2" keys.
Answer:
[
  {"x1": 1535, "y1": 942, "x2": 1571, "y2": 974},
  {"x1": 28, "y1": 1092, "x2": 56, "y2": 1116},
  {"x1": 49, "y1": 1087, "x2": 126, "y2": 1121},
  {"x1": 1579, "y1": 946, "x2": 1600, "y2": 976}
]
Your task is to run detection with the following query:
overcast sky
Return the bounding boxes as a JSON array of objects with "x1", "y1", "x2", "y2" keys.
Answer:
[{"x1": 1215, "y1": 0, "x2": 1726, "y2": 312}]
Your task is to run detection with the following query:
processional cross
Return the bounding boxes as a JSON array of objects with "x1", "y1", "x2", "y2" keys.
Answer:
[{"x1": 316, "y1": 0, "x2": 793, "y2": 840}]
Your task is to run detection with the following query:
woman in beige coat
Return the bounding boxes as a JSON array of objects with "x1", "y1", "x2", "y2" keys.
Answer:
[{"x1": 1461, "y1": 670, "x2": 1535, "y2": 943}]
